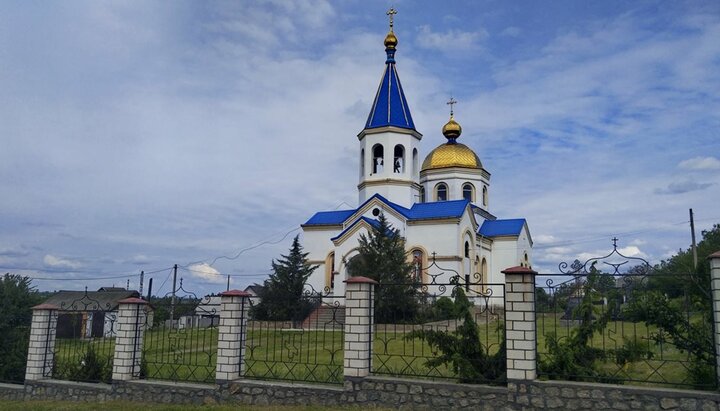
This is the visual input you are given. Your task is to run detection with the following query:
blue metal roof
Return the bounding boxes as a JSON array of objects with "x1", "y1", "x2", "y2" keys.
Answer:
[
  {"x1": 331, "y1": 217, "x2": 381, "y2": 241},
  {"x1": 364, "y1": 49, "x2": 415, "y2": 130},
  {"x1": 478, "y1": 219, "x2": 526, "y2": 237},
  {"x1": 304, "y1": 209, "x2": 355, "y2": 226},
  {"x1": 407, "y1": 199, "x2": 469, "y2": 220}
]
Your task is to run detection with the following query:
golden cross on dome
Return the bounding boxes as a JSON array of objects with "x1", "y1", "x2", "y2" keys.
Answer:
[
  {"x1": 387, "y1": 7, "x2": 397, "y2": 32},
  {"x1": 447, "y1": 97, "x2": 457, "y2": 116}
]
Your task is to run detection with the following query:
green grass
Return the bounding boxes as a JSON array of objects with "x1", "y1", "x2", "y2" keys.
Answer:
[{"x1": 51, "y1": 315, "x2": 703, "y2": 388}]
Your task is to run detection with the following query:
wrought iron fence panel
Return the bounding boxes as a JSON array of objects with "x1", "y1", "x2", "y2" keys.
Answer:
[
  {"x1": 51, "y1": 288, "x2": 116, "y2": 383},
  {"x1": 141, "y1": 280, "x2": 219, "y2": 383},
  {"x1": 243, "y1": 289, "x2": 345, "y2": 385},
  {"x1": 0, "y1": 325, "x2": 31, "y2": 384},
  {"x1": 536, "y1": 239, "x2": 717, "y2": 390},
  {"x1": 372, "y1": 258, "x2": 507, "y2": 384}
]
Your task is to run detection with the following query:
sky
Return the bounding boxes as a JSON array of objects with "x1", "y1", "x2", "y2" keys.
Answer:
[{"x1": 1, "y1": 0, "x2": 719, "y2": 296}]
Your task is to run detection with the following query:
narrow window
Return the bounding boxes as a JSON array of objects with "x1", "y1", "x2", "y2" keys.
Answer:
[
  {"x1": 412, "y1": 249, "x2": 424, "y2": 281},
  {"x1": 436, "y1": 183, "x2": 447, "y2": 201},
  {"x1": 419, "y1": 186, "x2": 425, "y2": 203},
  {"x1": 325, "y1": 252, "x2": 335, "y2": 290},
  {"x1": 464, "y1": 241, "x2": 470, "y2": 258},
  {"x1": 482, "y1": 186, "x2": 488, "y2": 206},
  {"x1": 481, "y1": 258, "x2": 488, "y2": 283},
  {"x1": 462, "y1": 183, "x2": 474, "y2": 202},
  {"x1": 372, "y1": 144, "x2": 384, "y2": 174},
  {"x1": 393, "y1": 145, "x2": 405, "y2": 173},
  {"x1": 524, "y1": 252, "x2": 529, "y2": 268},
  {"x1": 360, "y1": 149, "x2": 365, "y2": 177},
  {"x1": 412, "y1": 148, "x2": 418, "y2": 175}
]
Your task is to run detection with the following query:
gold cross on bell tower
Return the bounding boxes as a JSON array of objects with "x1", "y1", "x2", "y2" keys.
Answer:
[
  {"x1": 447, "y1": 97, "x2": 457, "y2": 116},
  {"x1": 387, "y1": 7, "x2": 397, "y2": 32}
]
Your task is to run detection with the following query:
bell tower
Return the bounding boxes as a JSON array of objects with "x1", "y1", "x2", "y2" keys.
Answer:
[{"x1": 357, "y1": 8, "x2": 422, "y2": 208}]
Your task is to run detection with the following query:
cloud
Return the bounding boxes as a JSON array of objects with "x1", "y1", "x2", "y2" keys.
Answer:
[
  {"x1": 186, "y1": 263, "x2": 225, "y2": 284},
  {"x1": 500, "y1": 26, "x2": 521, "y2": 37},
  {"x1": 416, "y1": 25, "x2": 488, "y2": 51},
  {"x1": 654, "y1": 180, "x2": 714, "y2": 195},
  {"x1": 43, "y1": 254, "x2": 82, "y2": 269},
  {"x1": 678, "y1": 156, "x2": 720, "y2": 170}
]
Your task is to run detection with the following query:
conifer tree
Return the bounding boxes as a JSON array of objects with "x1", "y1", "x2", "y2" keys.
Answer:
[
  {"x1": 346, "y1": 213, "x2": 419, "y2": 323},
  {"x1": 251, "y1": 235, "x2": 318, "y2": 324}
]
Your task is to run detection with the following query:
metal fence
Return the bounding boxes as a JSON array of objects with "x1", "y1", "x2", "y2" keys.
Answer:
[
  {"x1": 50, "y1": 290, "x2": 117, "y2": 383},
  {"x1": 140, "y1": 281, "x2": 219, "y2": 383},
  {"x1": 243, "y1": 291, "x2": 345, "y2": 384},
  {"x1": 372, "y1": 260, "x2": 507, "y2": 385},
  {"x1": 536, "y1": 242, "x2": 717, "y2": 390}
]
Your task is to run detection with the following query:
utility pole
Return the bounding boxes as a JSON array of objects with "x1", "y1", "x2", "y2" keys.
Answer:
[
  {"x1": 227, "y1": 274, "x2": 230, "y2": 291},
  {"x1": 170, "y1": 264, "x2": 178, "y2": 329},
  {"x1": 139, "y1": 270, "x2": 144, "y2": 295},
  {"x1": 690, "y1": 209, "x2": 698, "y2": 270},
  {"x1": 126, "y1": 278, "x2": 130, "y2": 290},
  {"x1": 147, "y1": 278, "x2": 153, "y2": 301}
]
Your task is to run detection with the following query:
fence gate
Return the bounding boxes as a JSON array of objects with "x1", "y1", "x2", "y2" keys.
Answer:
[
  {"x1": 50, "y1": 289, "x2": 117, "y2": 383},
  {"x1": 243, "y1": 287, "x2": 345, "y2": 384},
  {"x1": 140, "y1": 280, "x2": 219, "y2": 383},
  {"x1": 372, "y1": 257, "x2": 507, "y2": 384},
  {"x1": 536, "y1": 240, "x2": 717, "y2": 390}
]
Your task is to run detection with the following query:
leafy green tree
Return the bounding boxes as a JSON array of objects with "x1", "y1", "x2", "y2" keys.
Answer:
[
  {"x1": 0, "y1": 273, "x2": 42, "y2": 382},
  {"x1": 405, "y1": 284, "x2": 505, "y2": 383},
  {"x1": 345, "y1": 213, "x2": 419, "y2": 323},
  {"x1": 251, "y1": 235, "x2": 318, "y2": 325}
]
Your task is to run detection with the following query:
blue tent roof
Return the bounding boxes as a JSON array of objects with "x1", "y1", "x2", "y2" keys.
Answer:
[
  {"x1": 304, "y1": 209, "x2": 355, "y2": 226},
  {"x1": 478, "y1": 219, "x2": 526, "y2": 237},
  {"x1": 364, "y1": 48, "x2": 415, "y2": 130}
]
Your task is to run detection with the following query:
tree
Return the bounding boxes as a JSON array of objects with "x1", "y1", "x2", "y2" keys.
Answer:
[
  {"x1": 251, "y1": 235, "x2": 318, "y2": 325},
  {"x1": 345, "y1": 213, "x2": 419, "y2": 323},
  {"x1": 0, "y1": 273, "x2": 43, "y2": 382},
  {"x1": 405, "y1": 284, "x2": 505, "y2": 383}
]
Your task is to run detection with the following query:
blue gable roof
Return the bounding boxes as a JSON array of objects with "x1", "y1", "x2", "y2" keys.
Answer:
[
  {"x1": 479, "y1": 219, "x2": 526, "y2": 237},
  {"x1": 304, "y1": 209, "x2": 355, "y2": 226},
  {"x1": 364, "y1": 47, "x2": 415, "y2": 130}
]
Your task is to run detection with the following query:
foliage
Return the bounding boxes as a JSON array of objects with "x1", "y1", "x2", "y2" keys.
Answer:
[
  {"x1": 251, "y1": 235, "x2": 318, "y2": 324},
  {"x1": 404, "y1": 284, "x2": 506, "y2": 383},
  {"x1": 0, "y1": 273, "x2": 42, "y2": 382},
  {"x1": 538, "y1": 264, "x2": 620, "y2": 383},
  {"x1": 345, "y1": 213, "x2": 419, "y2": 323},
  {"x1": 55, "y1": 344, "x2": 113, "y2": 383},
  {"x1": 150, "y1": 296, "x2": 199, "y2": 328}
]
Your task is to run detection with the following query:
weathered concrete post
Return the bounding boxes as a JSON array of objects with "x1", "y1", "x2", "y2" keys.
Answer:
[
  {"x1": 112, "y1": 297, "x2": 150, "y2": 381},
  {"x1": 502, "y1": 266, "x2": 538, "y2": 381},
  {"x1": 215, "y1": 289, "x2": 251, "y2": 383},
  {"x1": 343, "y1": 277, "x2": 377, "y2": 379},
  {"x1": 708, "y1": 251, "x2": 720, "y2": 387},
  {"x1": 25, "y1": 303, "x2": 59, "y2": 381}
]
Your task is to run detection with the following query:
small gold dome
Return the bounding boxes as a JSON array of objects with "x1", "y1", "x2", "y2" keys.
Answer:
[
  {"x1": 442, "y1": 115, "x2": 462, "y2": 140},
  {"x1": 384, "y1": 31, "x2": 398, "y2": 49},
  {"x1": 421, "y1": 143, "x2": 482, "y2": 171}
]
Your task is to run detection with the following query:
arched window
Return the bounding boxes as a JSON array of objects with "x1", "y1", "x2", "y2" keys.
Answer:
[
  {"x1": 462, "y1": 183, "x2": 474, "y2": 202},
  {"x1": 412, "y1": 148, "x2": 418, "y2": 175},
  {"x1": 393, "y1": 145, "x2": 405, "y2": 173},
  {"x1": 419, "y1": 186, "x2": 425, "y2": 203},
  {"x1": 464, "y1": 241, "x2": 470, "y2": 258},
  {"x1": 482, "y1": 186, "x2": 488, "y2": 206},
  {"x1": 360, "y1": 149, "x2": 365, "y2": 177},
  {"x1": 411, "y1": 249, "x2": 424, "y2": 281},
  {"x1": 436, "y1": 183, "x2": 448, "y2": 201},
  {"x1": 325, "y1": 252, "x2": 335, "y2": 290},
  {"x1": 481, "y1": 258, "x2": 488, "y2": 282},
  {"x1": 524, "y1": 252, "x2": 529, "y2": 268},
  {"x1": 372, "y1": 144, "x2": 384, "y2": 174}
]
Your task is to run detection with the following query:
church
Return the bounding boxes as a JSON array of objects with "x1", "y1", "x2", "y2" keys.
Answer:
[{"x1": 301, "y1": 13, "x2": 532, "y2": 298}]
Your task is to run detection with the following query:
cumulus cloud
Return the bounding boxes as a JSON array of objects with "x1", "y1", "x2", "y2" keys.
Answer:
[
  {"x1": 187, "y1": 263, "x2": 225, "y2": 284},
  {"x1": 416, "y1": 25, "x2": 488, "y2": 51},
  {"x1": 43, "y1": 254, "x2": 82, "y2": 269},
  {"x1": 654, "y1": 180, "x2": 714, "y2": 195},
  {"x1": 678, "y1": 156, "x2": 720, "y2": 170}
]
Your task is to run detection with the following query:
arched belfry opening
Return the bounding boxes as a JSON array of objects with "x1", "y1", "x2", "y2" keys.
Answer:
[
  {"x1": 372, "y1": 144, "x2": 384, "y2": 174},
  {"x1": 394, "y1": 145, "x2": 405, "y2": 173}
]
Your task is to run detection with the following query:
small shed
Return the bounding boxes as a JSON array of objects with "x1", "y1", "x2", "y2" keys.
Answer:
[{"x1": 43, "y1": 288, "x2": 139, "y2": 338}]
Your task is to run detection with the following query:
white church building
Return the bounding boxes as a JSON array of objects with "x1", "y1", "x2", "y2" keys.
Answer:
[{"x1": 301, "y1": 17, "x2": 532, "y2": 298}]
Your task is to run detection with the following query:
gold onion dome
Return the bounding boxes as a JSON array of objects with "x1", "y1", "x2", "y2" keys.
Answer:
[
  {"x1": 421, "y1": 113, "x2": 482, "y2": 171},
  {"x1": 384, "y1": 31, "x2": 398, "y2": 49}
]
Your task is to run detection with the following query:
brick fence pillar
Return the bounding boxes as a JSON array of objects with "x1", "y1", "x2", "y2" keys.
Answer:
[
  {"x1": 25, "y1": 304, "x2": 59, "y2": 381},
  {"x1": 112, "y1": 298, "x2": 150, "y2": 381},
  {"x1": 215, "y1": 290, "x2": 250, "y2": 383},
  {"x1": 708, "y1": 251, "x2": 720, "y2": 387},
  {"x1": 502, "y1": 266, "x2": 538, "y2": 381},
  {"x1": 343, "y1": 276, "x2": 377, "y2": 378}
]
